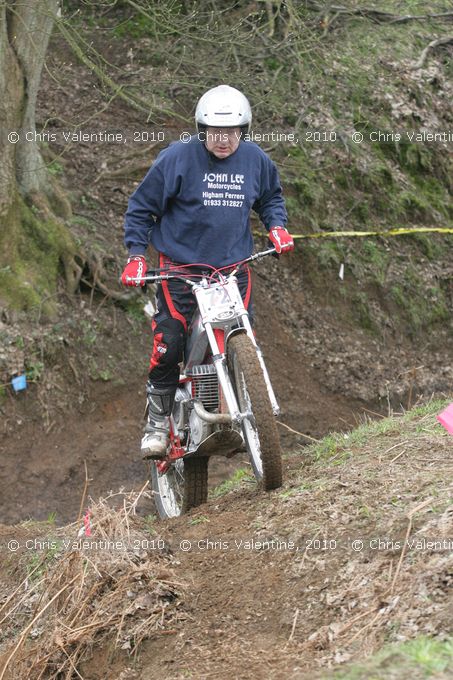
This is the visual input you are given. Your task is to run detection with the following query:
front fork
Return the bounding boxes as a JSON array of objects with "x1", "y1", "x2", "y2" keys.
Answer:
[
  {"x1": 253, "y1": 346, "x2": 280, "y2": 416},
  {"x1": 242, "y1": 316, "x2": 280, "y2": 416},
  {"x1": 205, "y1": 323, "x2": 243, "y2": 424},
  {"x1": 205, "y1": 318, "x2": 280, "y2": 420}
]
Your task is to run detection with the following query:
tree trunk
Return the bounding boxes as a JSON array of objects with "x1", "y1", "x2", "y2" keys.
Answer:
[
  {"x1": 0, "y1": 1, "x2": 79, "y2": 310},
  {"x1": 0, "y1": 3, "x2": 24, "y2": 218},
  {"x1": 2, "y1": 1, "x2": 58, "y2": 199}
]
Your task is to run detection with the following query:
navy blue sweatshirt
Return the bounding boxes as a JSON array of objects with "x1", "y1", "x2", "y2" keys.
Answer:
[{"x1": 124, "y1": 136, "x2": 287, "y2": 268}]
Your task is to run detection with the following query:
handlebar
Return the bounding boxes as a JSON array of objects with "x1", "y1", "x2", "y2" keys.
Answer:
[{"x1": 125, "y1": 247, "x2": 277, "y2": 286}]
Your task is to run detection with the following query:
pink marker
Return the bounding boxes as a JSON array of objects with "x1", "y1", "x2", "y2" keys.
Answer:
[
  {"x1": 437, "y1": 403, "x2": 453, "y2": 435},
  {"x1": 83, "y1": 510, "x2": 92, "y2": 537}
]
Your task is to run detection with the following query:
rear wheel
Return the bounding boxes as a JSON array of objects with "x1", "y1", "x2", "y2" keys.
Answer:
[
  {"x1": 150, "y1": 457, "x2": 208, "y2": 519},
  {"x1": 228, "y1": 333, "x2": 282, "y2": 490}
]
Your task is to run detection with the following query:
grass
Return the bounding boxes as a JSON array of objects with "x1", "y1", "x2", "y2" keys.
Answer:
[
  {"x1": 278, "y1": 481, "x2": 314, "y2": 500},
  {"x1": 209, "y1": 468, "x2": 255, "y2": 498},
  {"x1": 143, "y1": 514, "x2": 158, "y2": 535},
  {"x1": 325, "y1": 636, "x2": 453, "y2": 679},
  {"x1": 126, "y1": 298, "x2": 148, "y2": 324},
  {"x1": 26, "y1": 538, "x2": 62, "y2": 582},
  {"x1": 188, "y1": 515, "x2": 210, "y2": 526},
  {"x1": 305, "y1": 398, "x2": 450, "y2": 467}
]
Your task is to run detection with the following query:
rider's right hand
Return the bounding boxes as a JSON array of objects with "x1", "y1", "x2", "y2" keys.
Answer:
[{"x1": 121, "y1": 255, "x2": 147, "y2": 287}]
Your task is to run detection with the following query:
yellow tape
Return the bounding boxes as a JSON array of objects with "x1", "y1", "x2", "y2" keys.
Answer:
[{"x1": 289, "y1": 227, "x2": 453, "y2": 240}]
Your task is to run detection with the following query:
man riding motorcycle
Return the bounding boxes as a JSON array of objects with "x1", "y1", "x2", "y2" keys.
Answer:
[{"x1": 122, "y1": 85, "x2": 294, "y2": 459}]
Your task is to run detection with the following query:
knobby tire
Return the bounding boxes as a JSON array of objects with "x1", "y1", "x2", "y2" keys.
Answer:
[
  {"x1": 182, "y1": 457, "x2": 208, "y2": 513},
  {"x1": 228, "y1": 333, "x2": 282, "y2": 490},
  {"x1": 150, "y1": 446, "x2": 208, "y2": 519}
]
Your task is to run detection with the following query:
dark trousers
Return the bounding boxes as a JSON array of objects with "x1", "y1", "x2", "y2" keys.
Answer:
[{"x1": 149, "y1": 254, "x2": 253, "y2": 391}]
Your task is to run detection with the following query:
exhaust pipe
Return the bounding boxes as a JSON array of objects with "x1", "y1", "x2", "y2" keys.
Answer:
[{"x1": 192, "y1": 400, "x2": 232, "y2": 424}]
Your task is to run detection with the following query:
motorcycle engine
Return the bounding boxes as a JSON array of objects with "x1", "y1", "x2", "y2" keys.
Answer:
[{"x1": 188, "y1": 410, "x2": 211, "y2": 448}]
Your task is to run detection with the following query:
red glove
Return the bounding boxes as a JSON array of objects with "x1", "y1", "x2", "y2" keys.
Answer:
[
  {"x1": 121, "y1": 255, "x2": 147, "y2": 287},
  {"x1": 268, "y1": 226, "x2": 294, "y2": 254}
]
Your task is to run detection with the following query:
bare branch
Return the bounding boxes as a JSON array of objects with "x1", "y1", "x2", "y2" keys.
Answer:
[
  {"x1": 304, "y1": 1, "x2": 453, "y2": 26},
  {"x1": 56, "y1": 20, "x2": 189, "y2": 123},
  {"x1": 410, "y1": 35, "x2": 453, "y2": 70}
]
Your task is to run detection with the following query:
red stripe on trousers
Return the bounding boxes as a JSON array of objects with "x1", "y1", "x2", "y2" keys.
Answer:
[
  {"x1": 159, "y1": 253, "x2": 188, "y2": 331},
  {"x1": 149, "y1": 332, "x2": 165, "y2": 371}
]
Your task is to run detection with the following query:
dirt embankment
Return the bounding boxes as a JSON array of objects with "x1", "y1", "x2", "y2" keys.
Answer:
[
  {"x1": 1, "y1": 401, "x2": 452, "y2": 679},
  {"x1": 2, "y1": 8, "x2": 453, "y2": 526},
  {"x1": 1, "y1": 9, "x2": 453, "y2": 676}
]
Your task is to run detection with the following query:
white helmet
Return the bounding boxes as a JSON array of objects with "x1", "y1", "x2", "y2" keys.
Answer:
[{"x1": 195, "y1": 85, "x2": 252, "y2": 132}]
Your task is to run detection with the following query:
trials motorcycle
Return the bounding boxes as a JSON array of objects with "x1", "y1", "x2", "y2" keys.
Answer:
[{"x1": 133, "y1": 248, "x2": 282, "y2": 518}]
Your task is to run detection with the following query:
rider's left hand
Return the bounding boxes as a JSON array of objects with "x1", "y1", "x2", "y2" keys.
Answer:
[{"x1": 268, "y1": 226, "x2": 294, "y2": 254}]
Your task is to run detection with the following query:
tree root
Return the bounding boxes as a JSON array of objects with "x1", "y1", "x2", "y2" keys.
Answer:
[
  {"x1": 82, "y1": 251, "x2": 133, "y2": 303},
  {"x1": 63, "y1": 253, "x2": 84, "y2": 295},
  {"x1": 410, "y1": 36, "x2": 453, "y2": 70}
]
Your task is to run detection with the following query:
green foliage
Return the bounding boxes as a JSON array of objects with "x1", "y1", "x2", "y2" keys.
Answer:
[
  {"x1": 143, "y1": 514, "x2": 157, "y2": 535},
  {"x1": 391, "y1": 272, "x2": 449, "y2": 333},
  {"x1": 351, "y1": 291, "x2": 376, "y2": 332},
  {"x1": 112, "y1": 1, "x2": 184, "y2": 39},
  {"x1": 126, "y1": 298, "x2": 147, "y2": 323},
  {"x1": 113, "y1": 15, "x2": 154, "y2": 39},
  {"x1": 80, "y1": 194, "x2": 98, "y2": 209},
  {"x1": 264, "y1": 56, "x2": 281, "y2": 71},
  {"x1": 26, "y1": 539, "x2": 62, "y2": 582},
  {"x1": 306, "y1": 398, "x2": 449, "y2": 469},
  {"x1": 87, "y1": 357, "x2": 114, "y2": 382},
  {"x1": 279, "y1": 481, "x2": 313, "y2": 499},
  {"x1": 209, "y1": 468, "x2": 254, "y2": 498},
  {"x1": 326, "y1": 636, "x2": 453, "y2": 679},
  {"x1": 361, "y1": 241, "x2": 389, "y2": 287},
  {"x1": 70, "y1": 214, "x2": 97, "y2": 234},
  {"x1": 0, "y1": 193, "x2": 76, "y2": 313},
  {"x1": 81, "y1": 319, "x2": 98, "y2": 346},
  {"x1": 402, "y1": 398, "x2": 450, "y2": 420},
  {"x1": 408, "y1": 232, "x2": 444, "y2": 260},
  {"x1": 314, "y1": 240, "x2": 344, "y2": 269},
  {"x1": 98, "y1": 369, "x2": 113, "y2": 382},
  {"x1": 25, "y1": 360, "x2": 45, "y2": 382},
  {"x1": 47, "y1": 160, "x2": 64, "y2": 177},
  {"x1": 188, "y1": 515, "x2": 210, "y2": 525}
]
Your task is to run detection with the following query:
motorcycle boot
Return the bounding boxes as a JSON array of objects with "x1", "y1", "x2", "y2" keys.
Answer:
[{"x1": 141, "y1": 384, "x2": 175, "y2": 460}]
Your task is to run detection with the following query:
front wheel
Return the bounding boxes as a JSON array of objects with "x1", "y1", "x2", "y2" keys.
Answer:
[
  {"x1": 150, "y1": 457, "x2": 208, "y2": 519},
  {"x1": 228, "y1": 333, "x2": 282, "y2": 490}
]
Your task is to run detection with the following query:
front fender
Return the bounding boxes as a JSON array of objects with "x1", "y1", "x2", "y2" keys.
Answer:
[{"x1": 225, "y1": 326, "x2": 252, "y2": 351}]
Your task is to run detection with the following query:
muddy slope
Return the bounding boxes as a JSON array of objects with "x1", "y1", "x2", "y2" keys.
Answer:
[{"x1": 1, "y1": 401, "x2": 451, "y2": 679}]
